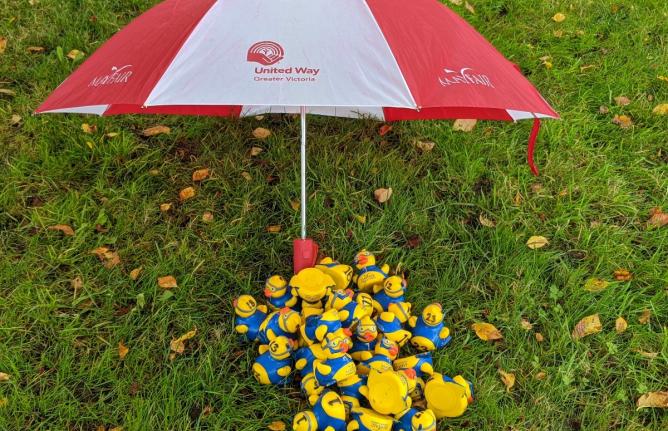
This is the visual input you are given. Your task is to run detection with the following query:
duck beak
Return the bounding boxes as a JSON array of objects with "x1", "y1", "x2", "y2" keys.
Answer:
[
  {"x1": 264, "y1": 288, "x2": 271, "y2": 297},
  {"x1": 363, "y1": 332, "x2": 375, "y2": 342},
  {"x1": 389, "y1": 346, "x2": 399, "y2": 356},
  {"x1": 340, "y1": 342, "x2": 350, "y2": 353},
  {"x1": 468, "y1": 395, "x2": 474, "y2": 404}
]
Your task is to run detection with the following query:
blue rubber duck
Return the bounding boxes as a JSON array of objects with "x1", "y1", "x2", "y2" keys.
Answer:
[
  {"x1": 257, "y1": 307, "x2": 301, "y2": 345},
  {"x1": 372, "y1": 276, "x2": 406, "y2": 312},
  {"x1": 233, "y1": 294, "x2": 268, "y2": 342},
  {"x1": 408, "y1": 303, "x2": 451, "y2": 352},
  {"x1": 337, "y1": 373, "x2": 368, "y2": 413},
  {"x1": 292, "y1": 390, "x2": 347, "y2": 431},
  {"x1": 294, "y1": 343, "x2": 325, "y2": 377},
  {"x1": 348, "y1": 316, "x2": 378, "y2": 362},
  {"x1": 356, "y1": 336, "x2": 399, "y2": 375},
  {"x1": 393, "y1": 352, "x2": 434, "y2": 378},
  {"x1": 375, "y1": 311, "x2": 412, "y2": 347},
  {"x1": 264, "y1": 274, "x2": 299, "y2": 310},
  {"x1": 314, "y1": 329, "x2": 356, "y2": 387},
  {"x1": 352, "y1": 250, "x2": 390, "y2": 294},
  {"x1": 394, "y1": 408, "x2": 437, "y2": 431},
  {"x1": 347, "y1": 407, "x2": 394, "y2": 431},
  {"x1": 338, "y1": 292, "x2": 374, "y2": 328},
  {"x1": 300, "y1": 308, "x2": 342, "y2": 345},
  {"x1": 252, "y1": 336, "x2": 295, "y2": 385}
]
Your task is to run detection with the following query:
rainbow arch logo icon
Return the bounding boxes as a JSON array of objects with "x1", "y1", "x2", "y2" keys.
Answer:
[{"x1": 247, "y1": 41, "x2": 285, "y2": 66}]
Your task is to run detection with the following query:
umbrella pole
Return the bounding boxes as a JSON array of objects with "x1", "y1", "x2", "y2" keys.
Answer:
[{"x1": 300, "y1": 106, "x2": 307, "y2": 239}]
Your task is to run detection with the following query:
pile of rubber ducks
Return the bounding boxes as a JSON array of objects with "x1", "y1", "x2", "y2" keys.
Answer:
[{"x1": 233, "y1": 250, "x2": 473, "y2": 431}]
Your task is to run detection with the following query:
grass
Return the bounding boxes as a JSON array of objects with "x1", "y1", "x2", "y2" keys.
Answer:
[{"x1": 1, "y1": 0, "x2": 667, "y2": 429}]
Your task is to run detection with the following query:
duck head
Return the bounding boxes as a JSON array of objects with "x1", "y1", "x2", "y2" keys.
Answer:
[
  {"x1": 383, "y1": 276, "x2": 406, "y2": 298},
  {"x1": 388, "y1": 301, "x2": 412, "y2": 324},
  {"x1": 355, "y1": 316, "x2": 378, "y2": 342},
  {"x1": 264, "y1": 275, "x2": 288, "y2": 298},
  {"x1": 353, "y1": 249, "x2": 376, "y2": 269},
  {"x1": 422, "y1": 303, "x2": 444, "y2": 326},
  {"x1": 268, "y1": 335, "x2": 297, "y2": 360},
  {"x1": 278, "y1": 307, "x2": 301, "y2": 333},
  {"x1": 374, "y1": 335, "x2": 399, "y2": 359},
  {"x1": 322, "y1": 328, "x2": 353, "y2": 356},
  {"x1": 233, "y1": 295, "x2": 258, "y2": 318},
  {"x1": 412, "y1": 409, "x2": 437, "y2": 431}
]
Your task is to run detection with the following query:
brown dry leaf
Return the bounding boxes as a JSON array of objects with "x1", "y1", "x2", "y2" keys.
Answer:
[
  {"x1": 109, "y1": 427, "x2": 124, "y2": 431},
  {"x1": 599, "y1": 105, "x2": 610, "y2": 114},
  {"x1": 90, "y1": 246, "x2": 121, "y2": 269},
  {"x1": 266, "y1": 225, "x2": 282, "y2": 233},
  {"x1": 498, "y1": 369, "x2": 515, "y2": 392},
  {"x1": 464, "y1": 1, "x2": 475, "y2": 14},
  {"x1": 374, "y1": 187, "x2": 393, "y2": 204},
  {"x1": 241, "y1": 172, "x2": 252, "y2": 181},
  {"x1": 0, "y1": 37, "x2": 6, "y2": 54},
  {"x1": 652, "y1": 104, "x2": 668, "y2": 115},
  {"x1": 67, "y1": 49, "x2": 84, "y2": 60},
  {"x1": 96, "y1": 426, "x2": 105, "y2": 431},
  {"x1": 252, "y1": 127, "x2": 271, "y2": 139},
  {"x1": 614, "y1": 96, "x2": 631, "y2": 106},
  {"x1": 142, "y1": 125, "x2": 170, "y2": 137},
  {"x1": 636, "y1": 391, "x2": 668, "y2": 410},
  {"x1": 648, "y1": 207, "x2": 668, "y2": 228},
  {"x1": 612, "y1": 114, "x2": 633, "y2": 129},
  {"x1": 613, "y1": 269, "x2": 632, "y2": 281},
  {"x1": 158, "y1": 275, "x2": 178, "y2": 289},
  {"x1": 552, "y1": 12, "x2": 566, "y2": 23},
  {"x1": 105, "y1": 132, "x2": 119, "y2": 138},
  {"x1": 290, "y1": 199, "x2": 300, "y2": 212},
  {"x1": 202, "y1": 211, "x2": 214, "y2": 223},
  {"x1": 48, "y1": 224, "x2": 75, "y2": 236},
  {"x1": 250, "y1": 146, "x2": 264, "y2": 156},
  {"x1": 129, "y1": 267, "x2": 143, "y2": 281},
  {"x1": 638, "y1": 308, "x2": 651, "y2": 324},
  {"x1": 160, "y1": 203, "x2": 172, "y2": 212},
  {"x1": 615, "y1": 316, "x2": 628, "y2": 334},
  {"x1": 192, "y1": 168, "x2": 210, "y2": 182},
  {"x1": 267, "y1": 421, "x2": 287, "y2": 431},
  {"x1": 118, "y1": 341, "x2": 129, "y2": 360},
  {"x1": 81, "y1": 123, "x2": 97, "y2": 134},
  {"x1": 535, "y1": 332, "x2": 544, "y2": 342},
  {"x1": 71, "y1": 276, "x2": 83, "y2": 292},
  {"x1": 95, "y1": 224, "x2": 109, "y2": 233},
  {"x1": 513, "y1": 191, "x2": 523, "y2": 206},
  {"x1": 453, "y1": 119, "x2": 477, "y2": 132},
  {"x1": 10, "y1": 114, "x2": 21, "y2": 125},
  {"x1": 355, "y1": 214, "x2": 367, "y2": 224},
  {"x1": 179, "y1": 187, "x2": 196, "y2": 202},
  {"x1": 479, "y1": 214, "x2": 496, "y2": 228},
  {"x1": 471, "y1": 322, "x2": 503, "y2": 341},
  {"x1": 201, "y1": 405, "x2": 214, "y2": 417},
  {"x1": 520, "y1": 319, "x2": 533, "y2": 331},
  {"x1": 170, "y1": 328, "x2": 197, "y2": 354},
  {"x1": 378, "y1": 124, "x2": 393, "y2": 136},
  {"x1": 584, "y1": 278, "x2": 609, "y2": 293},
  {"x1": 415, "y1": 140, "x2": 435, "y2": 152},
  {"x1": 572, "y1": 314, "x2": 602, "y2": 340},
  {"x1": 0, "y1": 372, "x2": 10, "y2": 382},
  {"x1": 535, "y1": 371, "x2": 547, "y2": 381},
  {"x1": 526, "y1": 235, "x2": 549, "y2": 249},
  {"x1": 0, "y1": 89, "x2": 16, "y2": 97},
  {"x1": 634, "y1": 349, "x2": 658, "y2": 359},
  {"x1": 27, "y1": 46, "x2": 45, "y2": 53}
]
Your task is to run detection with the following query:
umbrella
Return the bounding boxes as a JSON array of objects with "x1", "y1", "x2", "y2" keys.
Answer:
[{"x1": 36, "y1": 0, "x2": 558, "y2": 273}]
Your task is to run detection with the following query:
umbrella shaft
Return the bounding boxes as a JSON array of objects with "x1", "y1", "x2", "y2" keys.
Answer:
[{"x1": 300, "y1": 107, "x2": 307, "y2": 239}]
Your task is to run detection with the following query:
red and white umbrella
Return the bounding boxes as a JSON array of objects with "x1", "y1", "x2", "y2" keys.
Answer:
[{"x1": 37, "y1": 0, "x2": 558, "y2": 272}]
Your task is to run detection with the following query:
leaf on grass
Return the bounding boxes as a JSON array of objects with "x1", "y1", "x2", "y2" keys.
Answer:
[
  {"x1": 572, "y1": 314, "x2": 602, "y2": 340},
  {"x1": 414, "y1": 140, "x2": 435, "y2": 152},
  {"x1": 252, "y1": 127, "x2": 271, "y2": 139},
  {"x1": 71, "y1": 276, "x2": 83, "y2": 292},
  {"x1": 472, "y1": 322, "x2": 503, "y2": 341},
  {"x1": 81, "y1": 123, "x2": 97, "y2": 134},
  {"x1": 267, "y1": 421, "x2": 287, "y2": 431},
  {"x1": 0, "y1": 89, "x2": 16, "y2": 97},
  {"x1": 647, "y1": 207, "x2": 668, "y2": 228},
  {"x1": 241, "y1": 172, "x2": 252, "y2": 181},
  {"x1": 449, "y1": 0, "x2": 463, "y2": 5},
  {"x1": 10, "y1": 114, "x2": 21, "y2": 125},
  {"x1": 453, "y1": 119, "x2": 477, "y2": 132},
  {"x1": 170, "y1": 328, "x2": 197, "y2": 354},
  {"x1": 266, "y1": 225, "x2": 282, "y2": 233},
  {"x1": 552, "y1": 13, "x2": 566, "y2": 23},
  {"x1": 374, "y1": 187, "x2": 393, "y2": 204},
  {"x1": 142, "y1": 125, "x2": 170, "y2": 137},
  {"x1": 118, "y1": 341, "x2": 129, "y2": 360},
  {"x1": 0, "y1": 37, "x2": 6, "y2": 54},
  {"x1": 599, "y1": 105, "x2": 610, "y2": 114},
  {"x1": 614, "y1": 96, "x2": 631, "y2": 106},
  {"x1": 479, "y1": 214, "x2": 496, "y2": 228},
  {"x1": 129, "y1": 267, "x2": 143, "y2": 281},
  {"x1": 612, "y1": 114, "x2": 633, "y2": 129},
  {"x1": 160, "y1": 203, "x2": 172, "y2": 212},
  {"x1": 652, "y1": 104, "x2": 668, "y2": 115},
  {"x1": 513, "y1": 191, "x2": 523, "y2": 206},
  {"x1": 250, "y1": 146, "x2": 264, "y2": 156},
  {"x1": 526, "y1": 235, "x2": 549, "y2": 249},
  {"x1": 202, "y1": 211, "x2": 214, "y2": 223},
  {"x1": 498, "y1": 369, "x2": 515, "y2": 392},
  {"x1": 637, "y1": 391, "x2": 668, "y2": 410},
  {"x1": 355, "y1": 214, "x2": 367, "y2": 224},
  {"x1": 158, "y1": 275, "x2": 178, "y2": 289},
  {"x1": 464, "y1": 1, "x2": 475, "y2": 14},
  {"x1": 0, "y1": 397, "x2": 7, "y2": 407},
  {"x1": 634, "y1": 349, "x2": 658, "y2": 359},
  {"x1": 290, "y1": 199, "x2": 300, "y2": 212},
  {"x1": 535, "y1": 371, "x2": 547, "y2": 381},
  {"x1": 535, "y1": 332, "x2": 544, "y2": 342},
  {"x1": 613, "y1": 269, "x2": 632, "y2": 281},
  {"x1": 67, "y1": 49, "x2": 84, "y2": 60},
  {"x1": 584, "y1": 277, "x2": 609, "y2": 292},
  {"x1": 179, "y1": 187, "x2": 196, "y2": 202},
  {"x1": 615, "y1": 316, "x2": 628, "y2": 334},
  {"x1": 27, "y1": 46, "x2": 45, "y2": 53},
  {"x1": 378, "y1": 124, "x2": 393, "y2": 136},
  {"x1": 192, "y1": 168, "x2": 210, "y2": 182},
  {"x1": 90, "y1": 247, "x2": 121, "y2": 269},
  {"x1": 520, "y1": 319, "x2": 533, "y2": 331},
  {"x1": 48, "y1": 224, "x2": 75, "y2": 236},
  {"x1": 638, "y1": 309, "x2": 651, "y2": 324},
  {"x1": 0, "y1": 372, "x2": 10, "y2": 382}
]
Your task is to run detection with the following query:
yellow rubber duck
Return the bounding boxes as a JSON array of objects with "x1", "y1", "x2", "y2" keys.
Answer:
[
  {"x1": 264, "y1": 275, "x2": 298, "y2": 310},
  {"x1": 300, "y1": 372, "x2": 325, "y2": 406},
  {"x1": 346, "y1": 407, "x2": 394, "y2": 431},
  {"x1": 257, "y1": 307, "x2": 301, "y2": 345},
  {"x1": 352, "y1": 250, "x2": 390, "y2": 293},
  {"x1": 316, "y1": 257, "x2": 353, "y2": 291},
  {"x1": 375, "y1": 311, "x2": 412, "y2": 347},
  {"x1": 387, "y1": 301, "x2": 412, "y2": 324},
  {"x1": 252, "y1": 336, "x2": 296, "y2": 385},
  {"x1": 338, "y1": 292, "x2": 374, "y2": 328},
  {"x1": 356, "y1": 336, "x2": 399, "y2": 375},
  {"x1": 348, "y1": 316, "x2": 378, "y2": 362},
  {"x1": 324, "y1": 288, "x2": 354, "y2": 311},
  {"x1": 314, "y1": 329, "x2": 357, "y2": 387},
  {"x1": 394, "y1": 407, "x2": 437, "y2": 431},
  {"x1": 291, "y1": 267, "x2": 336, "y2": 310},
  {"x1": 361, "y1": 368, "x2": 414, "y2": 416},
  {"x1": 233, "y1": 294, "x2": 268, "y2": 342},
  {"x1": 424, "y1": 373, "x2": 473, "y2": 419},
  {"x1": 292, "y1": 390, "x2": 347, "y2": 431},
  {"x1": 407, "y1": 303, "x2": 451, "y2": 351}
]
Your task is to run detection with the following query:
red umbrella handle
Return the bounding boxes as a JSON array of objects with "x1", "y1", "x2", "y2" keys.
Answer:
[{"x1": 527, "y1": 118, "x2": 541, "y2": 176}]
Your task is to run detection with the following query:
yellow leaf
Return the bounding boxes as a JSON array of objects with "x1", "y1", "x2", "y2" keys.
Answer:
[
  {"x1": 160, "y1": 203, "x2": 172, "y2": 212},
  {"x1": 0, "y1": 372, "x2": 10, "y2": 382},
  {"x1": 498, "y1": 369, "x2": 515, "y2": 392},
  {"x1": 374, "y1": 187, "x2": 393, "y2": 204},
  {"x1": 67, "y1": 49, "x2": 84, "y2": 60},
  {"x1": 464, "y1": 1, "x2": 475, "y2": 14},
  {"x1": 27, "y1": 46, "x2": 45, "y2": 53},
  {"x1": 648, "y1": 207, "x2": 668, "y2": 228},
  {"x1": 526, "y1": 235, "x2": 549, "y2": 249},
  {"x1": 290, "y1": 199, "x2": 300, "y2": 212},
  {"x1": 179, "y1": 187, "x2": 196, "y2": 202},
  {"x1": 449, "y1": 0, "x2": 463, "y2": 5},
  {"x1": 0, "y1": 89, "x2": 16, "y2": 97},
  {"x1": 81, "y1": 123, "x2": 96, "y2": 134},
  {"x1": 652, "y1": 104, "x2": 668, "y2": 115},
  {"x1": 266, "y1": 225, "x2": 282, "y2": 233},
  {"x1": 634, "y1": 349, "x2": 658, "y2": 359},
  {"x1": 414, "y1": 140, "x2": 435, "y2": 152},
  {"x1": 0, "y1": 397, "x2": 7, "y2": 407},
  {"x1": 552, "y1": 13, "x2": 566, "y2": 23},
  {"x1": 252, "y1": 127, "x2": 271, "y2": 139},
  {"x1": 615, "y1": 316, "x2": 628, "y2": 334},
  {"x1": 86, "y1": 141, "x2": 94, "y2": 150},
  {"x1": 453, "y1": 119, "x2": 477, "y2": 132},
  {"x1": 471, "y1": 322, "x2": 503, "y2": 341},
  {"x1": 513, "y1": 191, "x2": 523, "y2": 206},
  {"x1": 109, "y1": 427, "x2": 124, "y2": 431},
  {"x1": 141, "y1": 125, "x2": 170, "y2": 137},
  {"x1": 48, "y1": 224, "x2": 75, "y2": 236},
  {"x1": 268, "y1": 420, "x2": 287, "y2": 431},
  {"x1": 0, "y1": 37, "x2": 6, "y2": 54},
  {"x1": 10, "y1": 114, "x2": 21, "y2": 125},
  {"x1": 658, "y1": 76, "x2": 668, "y2": 83},
  {"x1": 105, "y1": 132, "x2": 119, "y2": 138},
  {"x1": 520, "y1": 319, "x2": 533, "y2": 331},
  {"x1": 614, "y1": 96, "x2": 631, "y2": 106},
  {"x1": 355, "y1": 214, "x2": 367, "y2": 224},
  {"x1": 636, "y1": 391, "x2": 668, "y2": 410},
  {"x1": 192, "y1": 168, "x2": 210, "y2": 182},
  {"x1": 118, "y1": 341, "x2": 129, "y2": 360},
  {"x1": 638, "y1": 308, "x2": 651, "y2": 324},
  {"x1": 535, "y1": 371, "x2": 547, "y2": 381},
  {"x1": 91, "y1": 247, "x2": 121, "y2": 269},
  {"x1": 158, "y1": 275, "x2": 178, "y2": 289},
  {"x1": 583, "y1": 277, "x2": 609, "y2": 292},
  {"x1": 250, "y1": 146, "x2": 264, "y2": 156},
  {"x1": 170, "y1": 328, "x2": 197, "y2": 353},
  {"x1": 612, "y1": 114, "x2": 633, "y2": 129},
  {"x1": 71, "y1": 276, "x2": 83, "y2": 292},
  {"x1": 535, "y1": 332, "x2": 544, "y2": 342},
  {"x1": 202, "y1": 211, "x2": 214, "y2": 223},
  {"x1": 613, "y1": 269, "x2": 632, "y2": 281},
  {"x1": 241, "y1": 172, "x2": 252, "y2": 181},
  {"x1": 129, "y1": 267, "x2": 143, "y2": 281},
  {"x1": 572, "y1": 314, "x2": 602, "y2": 340},
  {"x1": 479, "y1": 214, "x2": 496, "y2": 228}
]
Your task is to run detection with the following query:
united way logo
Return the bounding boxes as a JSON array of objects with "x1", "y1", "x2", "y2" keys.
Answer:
[{"x1": 247, "y1": 41, "x2": 284, "y2": 66}]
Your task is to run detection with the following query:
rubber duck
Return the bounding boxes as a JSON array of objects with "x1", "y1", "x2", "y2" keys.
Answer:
[
  {"x1": 314, "y1": 329, "x2": 357, "y2": 387},
  {"x1": 356, "y1": 336, "x2": 399, "y2": 375},
  {"x1": 348, "y1": 316, "x2": 378, "y2": 362},
  {"x1": 291, "y1": 267, "x2": 336, "y2": 310},
  {"x1": 301, "y1": 306, "x2": 324, "y2": 320},
  {"x1": 338, "y1": 292, "x2": 374, "y2": 328},
  {"x1": 375, "y1": 312, "x2": 412, "y2": 347},
  {"x1": 352, "y1": 250, "x2": 390, "y2": 293},
  {"x1": 264, "y1": 275, "x2": 299, "y2": 310},
  {"x1": 393, "y1": 352, "x2": 434, "y2": 378},
  {"x1": 372, "y1": 276, "x2": 406, "y2": 312},
  {"x1": 300, "y1": 372, "x2": 325, "y2": 406},
  {"x1": 409, "y1": 377, "x2": 426, "y2": 403},
  {"x1": 252, "y1": 335, "x2": 296, "y2": 385},
  {"x1": 337, "y1": 373, "x2": 368, "y2": 414},
  {"x1": 424, "y1": 373, "x2": 474, "y2": 419},
  {"x1": 387, "y1": 301, "x2": 412, "y2": 325},
  {"x1": 293, "y1": 390, "x2": 347, "y2": 431},
  {"x1": 316, "y1": 257, "x2": 353, "y2": 291},
  {"x1": 407, "y1": 303, "x2": 451, "y2": 352},
  {"x1": 294, "y1": 343, "x2": 326, "y2": 377},
  {"x1": 346, "y1": 407, "x2": 394, "y2": 431},
  {"x1": 258, "y1": 307, "x2": 301, "y2": 344},
  {"x1": 393, "y1": 408, "x2": 437, "y2": 431},
  {"x1": 301, "y1": 308, "x2": 343, "y2": 345},
  {"x1": 233, "y1": 294, "x2": 268, "y2": 342},
  {"x1": 324, "y1": 289, "x2": 354, "y2": 311},
  {"x1": 362, "y1": 368, "x2": 415, "y2": 416}
]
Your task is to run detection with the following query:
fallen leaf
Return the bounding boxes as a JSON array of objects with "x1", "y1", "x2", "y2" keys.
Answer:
[
  {"x1": 268, "y1": 421, "x2": 287, "y2": 431},
  {"x1": 634, "y1": 349, "x2": 658, "y2": 359},
  {"x1": 648, "y1": 207, "x2": 668, "y2": 228},
  {"x1": 405, "y1": 234, "x2": 422, "y2": 249},
  {"x1": 572, "y1": 314, "x2": 602, "y2": 340},
  {"x1": 105, "y1": 132, "x2": 119, "y2": 138},
  {"x1": 535, "y1": 371, "x2": 547, "y2": 381},
  {"x1": 179, "y1": 187, "x2": 196, "y2": 202},
  {"x1": 658, "y1": 76, "x2": 668, "y2": 83},
  {"x1": 266, "y1": 225, "x2": 282, "y2": 233},
  {"x1": 141, "y1": 125, "x2": 170, "y2": 137},
  {"x1": 170, "y1": 328, "x2": 197, "y2": 354},
  {"x1": 374, "y1": 187, "x2": 393, "y2": 204},
  {"x1": 615, "y1": 316, "x2": 628, "y2": 334},
  {"x1": 192, "y1": 168, "x2": 210, "y2": 182},
  {"x1": 526, "y1": 235, "x2": 549, "y2": 249},
  {"x1": 27, "y1": 46, "x2": 45, "y2": 53},
  {"x1": 479, "y1": 214, "x2": 496, "y2": 228},
  {"x1": 95, "y1": 224, "x2": 109, "y2": 233},
  {"x1": 552, "y1": 12, "x2": 566, "y2": 23},
  {"x1": 580, "y1": 64, "x2": 596, "y2": 72},
  {"x1": 613, "y1": 269, "x2": 632, "y2": 281},
  {"x1": 599, "y1": 105, "x2": 610, "y2": 114},
  {"x1": 71, "y1": 276, "x2": 83, "y2": 292},
  {"x1": 612, "y1": 114, "x2": 633, "y2": 129},
  {"x1": 290, "y1": 199, "x2": 300, "y2": 212},
  {"x1": 67, "y1": 49, "x2": 84, "y2": 60},
  {"x1": 0, "y1": 397, "x2": 7, "y2": 407},
  {"x1": 10, "y1": 114, "x2": 21, "y2": 125},
  {"x1": 453, "y1": 119, "x2": 477, "y2": 132},
  {"x1": 584, "y1": 278, "x2": 609, "y2": 293},
  {"x1": 464, "y1": 1, "x2": 475, "y2": 14},
  {"x1": 614, "y1": 96, "x2": 631, "y2": 106},
  {"x1": 652, "y1": 104, "x2": 668, "y2": 115},
  {"x1": 378, "y1": 124, "x2": 393, "y2": 136},
  {"x1": 202, "y1": 405, "x2": 214, "y2": 416},
  {"x1": 48, "y1": 224, "x2": 75, "y2": 236},
  {"x1": 415, "y1": 140, "x2": 435, "y2": 152},
  {"x1": 636, "y1": 391, "x2": 668, "y2": 410},
  {"x1": 202, "y1": 211, "x2": 214, "y2": 223},
  {"x1": 520, "y1": 319, "x2": 533, "y2": 331},
  {"x1": 241, "y1": 172, "x2": 252, "y2": 181},
  {"x1": 355, "y1": 214, "x2": 367, "y2": 224},
  {"x1": 149, "y1": 169, "x2": 160, "y2": 176},
  {"x1": 513, "y1": 191, "x2": 522, "y2": 206},
  {"x1": 160, "y1": 203, "x2": 172, "y2": 212},
  {"x1": 0, "y1": 372, "x2": 10, "y2": 382},
  {"x1": 0, "y1": 37, "x2": 6, "y2": 54},
  {"x1": 129, "y1": 267, "x2": 143, "y2": 281},
  {"x1": 535, "y1": 332, "x2": 544, "y2": 342},
  {"x1": 498, "y1": 369, "x2": 515, "y2": 392},
  {"x1": 449, "y1": 0, "x2": 463, "y2": 5},
  {"x1": 0, "y1": 89, "x2": 16, "y2": 97},
  {"x1": 471, "y1": 322, "x2": 503, "y2": 341},
  {"x1": 90, "y1": 247, "x2": 121, "y2": 269},
  {"x1": 158, "y1": 275, "x2": 178, "y2": 289},
  {"x1": 109, "y1": 427, "x2": 124, "y2": 431},
  {"x1": 250, "y1": 146, "x2": 264, "y2": 156},
  {"x1": 252, "y1": 127, "x2": 271, "y2": 139},
  {"x1": 554, "y1": 30, "x2": 564, "y2": 38},
  {"x1": 81, "y1": 123, "x2": 97, "y2": 134},
  {"x1": 638, "y1": 309, "x2": 651, "y2": 324},
  {"x1": 118, "y1": 341, "x2": 129, "y2": 360}
]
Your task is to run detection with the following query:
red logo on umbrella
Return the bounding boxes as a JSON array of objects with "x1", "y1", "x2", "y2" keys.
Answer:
[{"x1": 247, "y1": 41, "x2": 284, "y2": 66}]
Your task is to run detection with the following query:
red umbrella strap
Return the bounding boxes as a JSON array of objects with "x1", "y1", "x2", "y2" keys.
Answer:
[{"x1": 527, "y1": 118, "x2": 541, "y2": 176}]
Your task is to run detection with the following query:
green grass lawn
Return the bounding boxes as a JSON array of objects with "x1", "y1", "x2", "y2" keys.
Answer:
[{"x1": 1, "y1": 0, "x2": 667, "y2": 430}]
